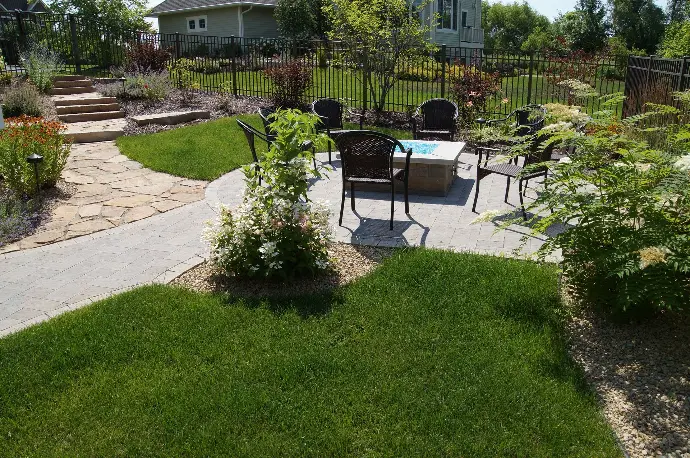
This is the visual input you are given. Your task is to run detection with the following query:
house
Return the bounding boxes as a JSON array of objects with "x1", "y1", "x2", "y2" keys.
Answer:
[
  {"x1": 148, "y1": 0, "x2": 483, "y2": 49},
  {"x1": 0, "y1": 0, "x2": 49, "y2": 12}
]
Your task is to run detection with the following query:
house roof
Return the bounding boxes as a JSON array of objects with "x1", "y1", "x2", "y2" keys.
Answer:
[
  {"x1": 0, "y1": 0, "x2": 49, "y2": 12},
  {"x1": 149, "y1": 0, "x2": 276, "y2": 16}
]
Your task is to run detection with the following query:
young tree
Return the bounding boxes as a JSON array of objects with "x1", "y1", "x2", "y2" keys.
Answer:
[
  {"x1": 610, "y1": 0, "x2": 666, "y2": 53},
  {"x1": 275, "y1": 0, "x2": 329, "y2": 40},
  {"x1": 667, "y1": 0, "x2": 688, "y2": 22},
  {"x1": 325, "y1": 0, "x2": 433, "y2": 112},
  {"x1": 659, "y1": 21, "x2": 690, "y2": 57},
  {"x1": 481, "y1": 1, "x2": 550, "y2": 50},
  {"x1": 552, "y1": 3, "x2": 608, "y2": 53},
  {"x1": 48, "y1": 0, "x2": 152, "y2": 32}
]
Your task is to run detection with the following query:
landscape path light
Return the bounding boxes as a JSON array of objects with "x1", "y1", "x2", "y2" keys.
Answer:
[{"x1": 26, "y1": 153, "x2": 43, "y2": 200}]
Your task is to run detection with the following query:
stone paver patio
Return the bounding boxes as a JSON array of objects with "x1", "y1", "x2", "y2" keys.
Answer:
[
  {"x1": 1, "y1": 142, "x2": 206, "y2": 253},
  {"x1": 1, "y1": 148, "x2": 552, "y2": 337}
]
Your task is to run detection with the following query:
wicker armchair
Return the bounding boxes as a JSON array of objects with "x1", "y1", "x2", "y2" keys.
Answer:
[
  {"x1": 471, "y1": 138, "x2": 552, "y2": 220},
  {"x1": 333, "y1": 130, "x2": 412, "y2": 230},
  {"x1": 311, "y1": 98, "x2": 365, "y2": 164},
  {"x1": 237, "y1": 119, "x2": 271, "y2": 185},
  {"x1": 258, "y1": 107, "x2": 278, "y2": 141},
  {"x1": 411, "y1": 98, "x2": 459, "y2": 141}
]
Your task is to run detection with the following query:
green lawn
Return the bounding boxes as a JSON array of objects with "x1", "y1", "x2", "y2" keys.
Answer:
[
  {"x1": 116, "y1": 115, "x2": 411, "y2": 180},
  {"x1": 0, "y1": 250, "x2": 620, "y2": 456}
]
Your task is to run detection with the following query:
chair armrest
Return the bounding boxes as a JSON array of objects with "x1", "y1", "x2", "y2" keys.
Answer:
[
  {"x1": 346, "y1": 107, "x2": 365, "y2": 129},
  {"x1": 476, "y1": 146, "x2": 502, "y2": 165}
]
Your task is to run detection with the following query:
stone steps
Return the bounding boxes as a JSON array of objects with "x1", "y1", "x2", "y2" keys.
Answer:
[
  {"x1": 53, "y1": 94, "x2": 119, "y2": 107},
  {"x1": 49, "y1": 86, "x2": 97, "y2": 95},
  {"x1": 64, "y1": 118, "x2": 127, "y2": 143},
  {"x1": 53, "y1": 79, "x2": 93, "y2": 89},
  {"x1": 56, "y1": 103, "x2": 122, "y2": 115},
  {"x1": 58, "y1": 110, "x2": 125, "y2": 123},
  {"x1": 52, "y1": 77, "x2": 127, "y2": 143}
]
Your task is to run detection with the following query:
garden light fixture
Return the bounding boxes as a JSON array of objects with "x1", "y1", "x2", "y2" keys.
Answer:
[{"x1": 26, "y1": 153, "x2": 43, "y2": 199}]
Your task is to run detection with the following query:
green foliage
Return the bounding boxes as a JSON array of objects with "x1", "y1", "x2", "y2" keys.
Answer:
[
  {"x1": 552, "y1": 3, "x2": 608, "y2": 54},
  {"x1": 326, "y1": 0, "x2": 434, "y2": 112},
  {"x1": 1, "y1": 81, "x2": 43, "y2": 118},
  {"x1": 511, "y1": 92, "x2": 690, "y2": 315},
  {"x1": 610, "y1": 0, "x2": 666, "y2": 53},
  {"x1": 168, "y1": 58, "x2": 200, "y2": 104},
  {"x1": 124, "y1": 42, "x2": 172, "y2": 72},
  {"x1": 521, "y1": 26, "x2": 556, "y2": 53},
  {"x1": 205, "y1": 110, "x2": 331, "y2": 279},
  {"x1": 0, "y1": 116, "x2": 72, "y2": 196},
  {"x1": 275, "y1": 0, "x2": 329, "y2": 40},
  {"x1": 603, "y1": 36, "x2": 644, "y2": 81},
  {"x1": 659, "y1": 21, "x2": 690, "y2": 58},
  {"x1": 481, "y1": 0, "x2": 551, "y2": 50},
  {"x1": 49, "y1": 0, "x2": 152, "y2": 32},
  {"x1": 19, "y1": 43, "x2": 62, "y2": 93},
  {"x1": 449, "y1": 67, "x2": 503, "y2": 126}
]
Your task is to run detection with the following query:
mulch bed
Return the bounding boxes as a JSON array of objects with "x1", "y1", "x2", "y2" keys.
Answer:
[
  {"x1": 171, "y1": 242, "x2": 393, "y2": 297},
  {"x1": 0, "y1": 180, "x2": 75, "y2": 248}
]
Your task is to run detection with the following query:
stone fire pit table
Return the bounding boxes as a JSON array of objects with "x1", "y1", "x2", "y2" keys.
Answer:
[{"x1": 393, "y1": 140, "x2": 467, "y2": 196}]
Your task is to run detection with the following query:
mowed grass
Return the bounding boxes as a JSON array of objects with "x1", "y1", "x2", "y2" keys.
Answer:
[
  {"x1": 115, "y1": 114, "x2": 411, "y2": 180},
  {"x1": 0, "y1": 250, "x2": 620, "y2": 456}
]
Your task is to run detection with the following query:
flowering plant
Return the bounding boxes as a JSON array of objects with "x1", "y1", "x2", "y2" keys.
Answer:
[
  {"x1": 205, "y1": 110, "x2": 332, "y2": 279},
  {"x1": 509, "y1": 91, "x2": 690, "y2": 315},
  {"x1": 448, "y1": 66, "x2": 502, "y2": 126},
  {"x1": 0, "y1": 116, "x2": 71, "y2": 196}
]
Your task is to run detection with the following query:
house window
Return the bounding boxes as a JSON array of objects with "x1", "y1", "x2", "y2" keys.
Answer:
[
  {"x1": 461, "y1": 10, "x2": 468, "y2": 28},
  {"x1": 437, "y1": 0, "x2": 458, "y2": 30},
  {"x1": 186, "y1": 15, "x2": 208, "y2": 33}
]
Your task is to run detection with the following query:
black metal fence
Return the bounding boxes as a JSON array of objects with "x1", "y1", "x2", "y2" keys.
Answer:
[
  {"x1": 0, "y1": 12, "x2": 628, "y2": 116},
  {"x1": 624, "y1": 55, "x2": 690, "y2": 116}
]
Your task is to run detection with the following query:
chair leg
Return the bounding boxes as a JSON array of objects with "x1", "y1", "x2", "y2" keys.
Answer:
[
  {"x1": 518, "y1": 179, "x2": 526, "y2": 220},
  {"x1": 472, "y1": 174, "x2": 482, "y2": 213},
  {"x1": 404, "y1": 175, "x2": 409, "y2": 214},
  {"x1": 350, "y1": 182, "x2": 355, "y2": 211},
  {"x1": 328, "y1": 140, "x2": 332, "y2": 164},
  {"x1": 339, "y1": 182, "x2": 345, "y2": 226},
  {"x1": 390, "y1": 181, "x2": 395, "y2": 230},
  {"x1": 504, "y1": 176, "x2": 511, "y2": 203}
]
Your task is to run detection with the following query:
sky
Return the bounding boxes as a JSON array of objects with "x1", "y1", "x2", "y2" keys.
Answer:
[{"x1": 144, "y1": 0, "x2": 669, "y2": 31}]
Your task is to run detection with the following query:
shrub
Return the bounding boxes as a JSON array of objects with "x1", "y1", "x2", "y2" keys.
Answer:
[
  {"x1": 507, "y1": 92, "x2": 690, "y2": 315},
  {"x1": 448, "y1": 66, "x2": 502, "y2": 126},
  {"x1": 0, "y1": 190, "x2": 39, "y2": 246},
  {"x1": 2, "y1": 81, "x2": 42, "y2": 117},
  {"x1": 221, "y1": 43, "x2": 242, "y2": 58},
  {"x1": 204, "y1": 110, "x2": 331, "y2": 279},
  {"x1": 263, "y1": 60, "x2": 313, "y2": 108},
  {"x1": 124, "y1": 42, "x2": 172, "y2": 72},
  {"x1": 116, "y1": 68, "x2": 171, "y2": 101},
  {"x1": 0, "y1": 116, "x2": 71, "y2": 196},
  {"x1": 19, "y1": 43, "x2": 62, "y2": 93},
  {"x1": 188, "y1": 57, "x2": 221, "y2": 74},
  {"x1": 168, "y1": 58, "x2": 201, "y2": 104},
  {"x1": 251, "y1": 40, "x2": 280, "y2": 58}
]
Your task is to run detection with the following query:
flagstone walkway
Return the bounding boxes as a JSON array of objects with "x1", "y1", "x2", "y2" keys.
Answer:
[{"x1": 0, "y1": 148, "x2": 552, "y2": 338}]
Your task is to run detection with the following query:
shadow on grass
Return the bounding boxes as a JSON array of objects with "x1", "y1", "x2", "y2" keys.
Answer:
[{"x1": 221, "y1": 287, "x2": 345, "y2": 319}]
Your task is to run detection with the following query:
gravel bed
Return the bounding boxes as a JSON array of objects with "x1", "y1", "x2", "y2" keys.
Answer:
[
  {"x1": 171, "y1": 242, "x2": 393, "y2": 297},
  {"x1": 567, "y1": 311, "x2": 690, "y2": 457}
]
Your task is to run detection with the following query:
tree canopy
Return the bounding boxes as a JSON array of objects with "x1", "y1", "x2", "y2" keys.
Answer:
[
  {"x1": 610, "y1": 0, "x2": 666, "y2": 53},
  {"x1": 47, "y1": 0, "x2": 152, "y2": 32},
  {"x1": 481, "y1": 1, "x2": 550, "y2": 50},
  {"x1": 275, "y1": 0, "x2": 329, "y2": 40}
]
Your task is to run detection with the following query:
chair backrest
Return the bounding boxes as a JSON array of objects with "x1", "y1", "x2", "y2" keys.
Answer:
[
  {"x1": 258, "y1": 107, "x2": 277, "y2": 139},
  {"x1": 312, "y1": 98, "x2": 344, "y2": 129},
  {"x1": 515, "y1": 105, "x2": 546, "y2": 136},
  {"x1": 418, "y1": 98, "x2": 458, "y2": 130},
  {"x1": 333, "y1": 130, "x2": 405, "y2": 182},
  {"x1": 237, "y1": 119, "x2": 270, "y2": 163}
]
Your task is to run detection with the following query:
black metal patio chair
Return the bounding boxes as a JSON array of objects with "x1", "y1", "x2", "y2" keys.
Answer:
[
  {"x1": 237, "y1": 119, "x2": 271, "y2": 185},
  {"x1": 311, "y1": 98, "x2": 365, "y2": 164},
  {"x1": 476, "y1": 104, "x2": 547, "y2": 137},
  {"x1": 333, "y1": 130, "x2": 412, "y2": 230},
  {"x1": 411, "y1": 98, "x2": 459, "y2": 141},
  {"x1": 471, "y1": 136, "x2": 553, "y2": 220}
]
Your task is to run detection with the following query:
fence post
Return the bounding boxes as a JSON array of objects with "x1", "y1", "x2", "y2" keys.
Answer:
[
  {"x1": 645, "y1": 55, "x2": 654, "y2": 96},
  {"x1": 678, "y1": 56, "x2": 688, "y2": 92},
  {"x1": 526, "y1": 52, "x2": 534, "y2": 106},
  {"x1": 14, "y1": 11, "x2": 24, "y2": 48},
  {"x1": 362, "y1": 47, "x2": 369, "y2": 116},
  {"x1": 230, "y1": 35, "x2": 238, "y2": 97},
  {"x1": 68, "y1": 14, "x2": 81, "y2": 74},
  {"x1": 440, "y1": 44, "x2": 447, "y2": 98},
  {"x1": 174, "y1": 32, "x2": 181, "y2": 59}
]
